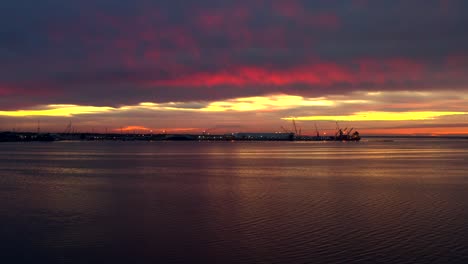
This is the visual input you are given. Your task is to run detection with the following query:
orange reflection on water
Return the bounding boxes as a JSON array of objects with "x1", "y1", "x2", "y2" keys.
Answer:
[{"x1": 363, "y1": 127, "x2": 468, "y2": 136}]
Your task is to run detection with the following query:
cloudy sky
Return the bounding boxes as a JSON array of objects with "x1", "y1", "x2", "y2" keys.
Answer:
[{"x1": 1, "y1": 0, "x2": 468, "y2": 135}]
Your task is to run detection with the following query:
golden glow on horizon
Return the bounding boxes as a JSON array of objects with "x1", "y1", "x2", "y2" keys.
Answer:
[
  {"x1": 284, "y1": 111, "x2": 468, "y2": 121},
  {"x1": 0, "y1": 105, "x2": 114, "y2": 117},
  {"x1": 201, "y1": 95, "x2": 336, "y2": 112},
  {"x1": 0, "y1": 95, "x2": 342, "y2": 116},
  {"x1": 0, "y1": 92, "x2": 466, "y2": 124}
]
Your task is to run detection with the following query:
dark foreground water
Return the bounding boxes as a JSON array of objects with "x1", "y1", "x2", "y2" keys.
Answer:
[{"x1": 1, "y1": 138, "x2": 468, "y2": 263}]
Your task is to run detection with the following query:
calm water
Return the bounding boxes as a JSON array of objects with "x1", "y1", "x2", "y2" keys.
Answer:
[{"x1": 1, "y1": 139, "x2": 468, "y2": 263}]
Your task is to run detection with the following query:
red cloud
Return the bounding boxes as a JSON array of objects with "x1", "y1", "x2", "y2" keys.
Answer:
[
  {"x1": 146, "y1": 58, "x2": 426, "y2": 88},
  {"x1": 148, "y1": 65, "x2": 337, "y2": 87},
  {"x1": 0, "y1": 86, "x2": 13, "y2": 96}
]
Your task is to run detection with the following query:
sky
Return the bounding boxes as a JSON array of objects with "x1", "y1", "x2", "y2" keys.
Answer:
[{"x1": 1, "y1": 0, "x2": 468, "y2": 135}]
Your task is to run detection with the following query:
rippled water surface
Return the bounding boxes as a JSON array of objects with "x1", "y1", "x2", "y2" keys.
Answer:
[{"x1": 1, "y1": 138, "x2": 468, "y2": 263}]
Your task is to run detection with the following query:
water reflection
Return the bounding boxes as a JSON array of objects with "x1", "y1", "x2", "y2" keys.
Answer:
[{"x1": 0, "y1": 139, "x2": 467, "y2": 263}]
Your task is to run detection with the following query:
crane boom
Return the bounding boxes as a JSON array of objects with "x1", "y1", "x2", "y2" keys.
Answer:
[
  {"x1": 63, "y1": 121, "x2": 72, "y2": 134},
  {"x1": 335, "y1": 122, "x2": 340, "y2": 137},
  {"x1": 292, "y1": 119, "x2": 298, "y2": 134},
  {"x1": 280, "y1": 126, "x2": 291, "y2": 133}
]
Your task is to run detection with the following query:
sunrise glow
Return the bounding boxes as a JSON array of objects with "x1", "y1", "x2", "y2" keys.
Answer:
[
  {"x1": 285, "y1": 111, "x2": 468, "y2": 122},
  {"x1": 0, "y1": 1, "x2": 467, "y2": 135}
]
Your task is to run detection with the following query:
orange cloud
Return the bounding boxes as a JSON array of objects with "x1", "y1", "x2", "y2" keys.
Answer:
[{"x1": 117, "y1": 126, "x2": 152, "y2": 132}]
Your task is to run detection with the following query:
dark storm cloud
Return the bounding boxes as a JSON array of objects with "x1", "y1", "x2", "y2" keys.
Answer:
[{"x1": 1, "y1": 0, "x2": 468, "y2": 108}]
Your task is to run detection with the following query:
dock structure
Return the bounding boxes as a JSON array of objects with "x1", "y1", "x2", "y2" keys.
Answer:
[
  {"x1": 0, "y1": 129, "x2": 361, "y2": 142},
  {"x1": 231, "y1": 132, "x2": 295, "y2": 141}
]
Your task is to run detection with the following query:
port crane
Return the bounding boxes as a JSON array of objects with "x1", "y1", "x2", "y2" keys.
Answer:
[
  {"x1": 280, "y1": 119, "x2": 301, "y2": 135},
  {"x1": 335, "y1": 122, "x2": 340, "y2": 138},
  {"x1": 63, "y1": 121, "x2": 73, "y2": 134},
  {"x1": 292, "y1": 119, "x2": 298, "y2": 135},
  {"x1": 280, "y1": 126, "x2": 292, "y2": 133}
]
